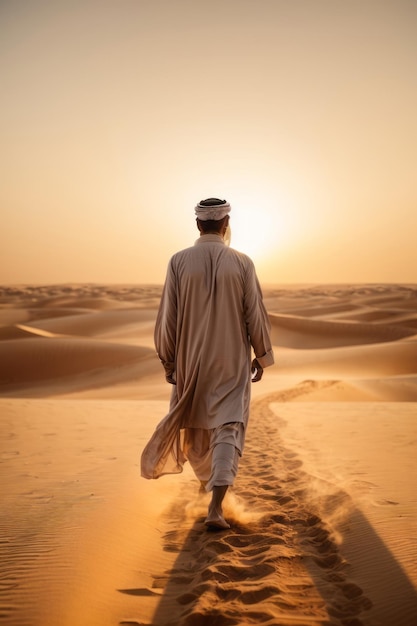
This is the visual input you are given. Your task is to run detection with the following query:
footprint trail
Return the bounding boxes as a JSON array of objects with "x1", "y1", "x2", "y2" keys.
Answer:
[{"x1": 139, "y1": 392, "x2": 372, "y2": 626}]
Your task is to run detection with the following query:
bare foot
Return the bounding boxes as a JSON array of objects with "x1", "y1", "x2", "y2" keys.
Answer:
[
  {"x1": 204, "y1": 515, "x2": 231, "y2": 530},
  {"x1": 205, "y1": 484, "x2": 229, "y2": 529}
]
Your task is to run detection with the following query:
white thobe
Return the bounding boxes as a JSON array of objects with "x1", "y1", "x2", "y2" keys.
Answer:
[{"x1": 141, "y1": 234, "x2": 274, "y2": 479}]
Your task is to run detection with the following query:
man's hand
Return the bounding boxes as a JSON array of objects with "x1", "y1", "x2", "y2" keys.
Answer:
[{"x1": 251, "y1": 358, "x2": 263, "y2": 382}]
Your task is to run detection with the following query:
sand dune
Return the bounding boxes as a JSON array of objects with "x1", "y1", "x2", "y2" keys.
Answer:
[
  {"x1": 0, "y1": 283, "x2": 416, "y2": 625},
  {"x1": 270, "y1": 376, "x2": 417, "y2": 402},
  {"x1": 0, "y1": 336, "x2": 158, "y2": 394},
  {"x1": 275, "y1": 338, "x2": 417, "y2": 377},
  {"x1": 18, "y1": 308, "x2": 157, "y2": 338},
  {"x1": 269, "y1": 312, "x2": 416, "y2": 348}
]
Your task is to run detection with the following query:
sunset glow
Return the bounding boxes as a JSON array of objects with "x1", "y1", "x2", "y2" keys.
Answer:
[{"x1": 1, "y1": 0, "x2": 416, "y2": 285}]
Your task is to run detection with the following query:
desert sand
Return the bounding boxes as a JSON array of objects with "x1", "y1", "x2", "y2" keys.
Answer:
[{"x1": 0, "y1": 283, "x2": 416, "y2": 626}]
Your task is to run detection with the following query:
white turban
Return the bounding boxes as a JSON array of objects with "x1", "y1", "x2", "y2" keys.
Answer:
[{"x1": 195, "y1": 199, "x2": 231, "y2": 221}]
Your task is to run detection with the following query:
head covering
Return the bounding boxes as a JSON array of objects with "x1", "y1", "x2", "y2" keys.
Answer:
[{"x1": 195, "y1": 197, "x2": 231, "y2": 221}]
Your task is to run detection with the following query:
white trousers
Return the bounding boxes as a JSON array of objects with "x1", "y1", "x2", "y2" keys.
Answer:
[{"x1": 183, "y1": 422, "x2": 244, "y2": 492}]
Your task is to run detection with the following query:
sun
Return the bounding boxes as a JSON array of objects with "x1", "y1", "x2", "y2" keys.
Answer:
[{"x1": 228, "y1": 194, "x2": 288, "y2": 264}]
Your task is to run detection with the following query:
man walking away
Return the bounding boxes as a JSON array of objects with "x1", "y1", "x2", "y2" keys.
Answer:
[{"x1": 141, "y1": 198, "x2": 274, "y2": 529}]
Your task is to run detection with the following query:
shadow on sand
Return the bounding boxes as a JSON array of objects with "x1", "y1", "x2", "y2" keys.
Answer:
[{"x1": 120, "y1": 393, "x2": 417, "y2": 626}]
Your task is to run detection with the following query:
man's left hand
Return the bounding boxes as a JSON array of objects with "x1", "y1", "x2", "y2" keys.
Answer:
[{"x1": 251, "y1": 358, "x2": 263, "y2": 382}]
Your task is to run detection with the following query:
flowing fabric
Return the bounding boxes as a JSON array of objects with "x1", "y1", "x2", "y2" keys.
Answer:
[{"x1": 140, "y1": 412, "x2": 185, "y2": 478}]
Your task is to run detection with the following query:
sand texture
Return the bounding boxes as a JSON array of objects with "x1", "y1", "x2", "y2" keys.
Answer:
[{"x1": 1, "y1": 283, "x2": 416, "y2": 626}]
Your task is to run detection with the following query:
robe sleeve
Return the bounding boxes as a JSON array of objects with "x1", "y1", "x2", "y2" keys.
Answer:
[
  {"x1": 154, "y1": 258, "x2": 177, "y2": 378},
  {"x1": 243, "y1": 260, "x2": 274, "y2": 368}
]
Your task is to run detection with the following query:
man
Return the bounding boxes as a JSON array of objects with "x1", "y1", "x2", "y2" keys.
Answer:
[{"x1": 141, "y1": 198, "x2": 274, "y2": 529}]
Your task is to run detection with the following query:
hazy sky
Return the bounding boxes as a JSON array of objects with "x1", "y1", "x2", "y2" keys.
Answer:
[{"x1": 1, "y1": 0, "x2": 416, "y2": 285}]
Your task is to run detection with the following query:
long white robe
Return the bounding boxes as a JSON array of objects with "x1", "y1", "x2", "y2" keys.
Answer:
[{"x1": 141, "y1": 234, "x2": 274, "y2": 479}]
